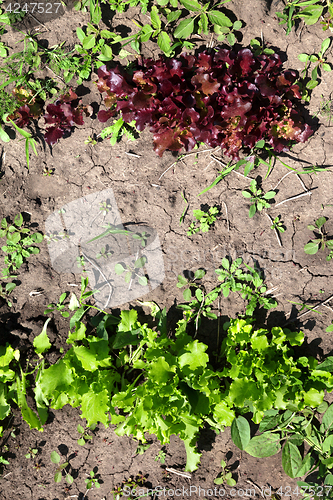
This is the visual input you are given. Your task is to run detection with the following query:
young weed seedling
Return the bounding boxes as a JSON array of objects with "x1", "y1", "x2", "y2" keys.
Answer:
[
  {"x1": 187, "y1": 206, "x2": 219, "y2": 235},
  {"x1": 44, "y1": 292, "x2": 70, "y2": 318},
  {"x1": 0, "y1": 281, "x2": 16, "y2": 307},
  {"x1": 154, "y1": 449, "x2": 166, "y2": 464},
  {"x1": 77, "y1": 423, "x2": 96, "y2": 446},
  {"x1": 313, "y1": 94, "x2": 333, "y2": 124},
  {"x1": 242, "y1": 179, "x2": 276, "y2": 218},
  {"x1": 96, "y1": 245, "x2": 113, "y2": 259},
  {"x1": 270, "y1": 216, "x2": 286, "y2": 233},
  {"x1": 214, "y1": 459, "x2": 237, "y2": 487},
  {"x1": 25, "y1": 447, "x2": 38, "y2": 459},
  {"x1": 304, "y1": 216, "x2": 333, "y2": 260},
  {"x1": 115, "y1": 256, "x2": 148, "y2": 287},
  {"x1": 177, "y1": 269, "x2": 218, "y2": 334},
  {"x1": 85, "y1": 468, "x2": 101, "y2": 491},
  {"x1": 50, "y1": 451, "x2": 73, "y2": 484},
  {"x1": 298, "y1": 38, "x2": 332, "y2": 94}
]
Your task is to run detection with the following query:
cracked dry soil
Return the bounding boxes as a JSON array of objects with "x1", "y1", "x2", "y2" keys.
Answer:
[{"x1": 1, "y1": 0, "x2": 333, "y2": 498}]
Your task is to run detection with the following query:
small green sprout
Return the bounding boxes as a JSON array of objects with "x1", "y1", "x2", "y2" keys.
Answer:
[
  {"x1": 270, "y1": 216, "x2": 285, "y2": 233},
  {"x1": 187, "y1": 206, "x2": 219, "y2": 235},
  {"x1": 242, "y1": 179, "x2": 276, "y2": 218},
  {"x1": 214, "y1": 459, "x2": 237, "y2": 486},
  {"x1": 304, "y1": 216, "x2": 333, "y2": 260},
  {"x1": 50, "y1": 451, "x2": 73, "y2": 484}
]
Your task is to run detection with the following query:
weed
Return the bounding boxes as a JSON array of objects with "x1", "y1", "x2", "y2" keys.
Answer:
[
  {"x1": 270, "y1": 216, "x2": 286, "y2": 233},
  {"x1": 99, "y1": 200, "x2": 112, "y2": 215},
  {"x1": 326, "y1": 321, "x2": 333, "y2": 332},
  {"x1": 215, "y1": 257, "x2": 277, "y2": 315},
  {"x1": 135, "y1": 443, "x2": 150, "y2": 455},
  {"x1": 25, "y1": 447, "x2": 38, "y2": 459},
  {"x1": 44, "y1": 292, "x2": 70, "y2": 318},
  {"x1": 0, "y1": 213, "x2": 43, "y2": 278},
  {"x1": 111, "y1": 474, "x2": 146, "y2": 499},
  {"x1": 187, "y1": 206, "x2": 219, "y2": 235},
  {"x1": 3, "y1": 116, "x2": 38, "y2": 170},
  {"x1": 50, "y1": 451, "x2": 73, "y2": 484},
  {"x1": 313, "y1": 94, "x2": 333, "y2": 124},
  {"x1": 177, "y1": 269, "x2": 218, "y2": 333},
  {"x1": 154, "y1": 449, "x2": 166, "y2": 464},
  {"x1": 96, "y1": 245, "x2": 113, "y2": 259},
  {"x1": 275, "y1": 0, "x2": 333, "y2": 35},
  {"x1": 179, "y1": 191, "x2": 188, "y2": 226},
  {"x1": 33, "y1": 460, "x2": 43, "y2": 472},
  {"x1": 304, "y1": 216, "x2": 333, "y2": 260},
  {"x1": 250, "y1": 38, "x2": 275, "y2": 56},
  {"x1": 42, "y1": 167, "x2": 54, "y2": 176},
  {"x1": 85, "y1": 468, "x2": 101, "y2": 490},
  {"x1": 115, "y1": 256, "x2": 148, "y2": 287},
  {"x1": 298, "y1": 38, "x2": 332, "y2": 94},
  {"x1": 214, "y1": 459, "x2": 237, "y2": 486},
  {"x1": 0, "y1": 281, "x2": 16, "y2": 307},
  {"x1": 77, "y1": 423, "x2": 96, "y2": 446},
  {"x1": 99, "y1": 118, "x2": 138, "y2": 146},
  {"x1": 76, "y1": 256, "x2": 86, "y2": 269},
  {"x1": 242, "y1": 179, "x2": 276, "y2": 218},
  {"x1": 287, "y1": 299, "x2": 322, "y2": 315}
]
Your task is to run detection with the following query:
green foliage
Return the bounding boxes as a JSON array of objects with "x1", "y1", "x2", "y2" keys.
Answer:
[
  {"x1": 242, "y1": 179, "x2": 276, "y2": 218},
  {"x1": 231, "y1": 403, "x2": 333, "y2": 497},
  {"x1": 270, "y1": 216, "x2": 286, "y2": 233},
  {"x1": 0, "y1": 213, "x2": 43, "y2": 278},
  {"x1": 177, "y1": 269, "x2": 218, "y2": 333},
  {"x1": 115, "y1": 256, "x2": 148, "y2": 287},
  {"x1": 3, "y1": 116, "x2": 38, "y2": 170},
  {"x1": 275, "y1": 0, "x2": 333, "y2": 35},
  {"x1": 44, "y1": 293, "x2": 70, "y2": 318},
  {"x1": 223, "y1": 318, "x2": 333, "y2": 423},
  {"x1": 85, "y1": 468, "x2": 101, "y2": 490},
  {"x1": 187, "y1": 206, "x2": 219, "y2": 235},
  {"x1": 215, "y1": 257, "x2": 277, "y2": 315},
  {"x1": 25, "y1": 447, "x2": 38, "y2": 459},
  {"x1": 298, "y1": 38, "x2": 332, "y2": 99},
  {"x1": 304, "y1": 216, "x2": 333, "y2": 260},
  {"x1": 313, "y1": 95, "x2": 333, "y2": 125},
  {"x1": 76, "y1": 0, "x2": 242, "y2": 56},
  {"x1": 50, "y1": 451, "x2": 73, "y2": 484},
  {"x1": 100, "y1": 118, "x2": 138, "y2": 146},
  {"x1": 154, "y1": 449, "x2": 166, "y2": 464},
  {"x1": 77, "y1": 423, "x2": 96, "y2": 446},
  {"x1": 214, "y1": 458, "x2": 237, "y2": 486},
  {"x1": 198, "y1": 140, "x2": 283, "y2": 197},
  {"x1": 0, "y1": 281, "x2": 16, "y2": 307},
  {"x1": 250, "y1": 38, "x2": 275, "y2": 57}
]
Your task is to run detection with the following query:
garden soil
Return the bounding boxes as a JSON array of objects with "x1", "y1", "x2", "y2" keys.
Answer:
[{"x1": 1, "y1": 0, "x2": 333, "y2": 498}]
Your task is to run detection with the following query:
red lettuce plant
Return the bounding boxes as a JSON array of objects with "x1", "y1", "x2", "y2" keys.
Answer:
[
  {"x1": 43, "y1": 89, "x2": 92, "y2": 146},
  {"x1": 96, "y1": 48, "x2": 313, "y2": 157},
  {"x1": 8, "y1": 88, "x2": 92, "y2": 146},
  {"x1": 7, "y1": 87, "x2": 44, "y2": 128}
]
